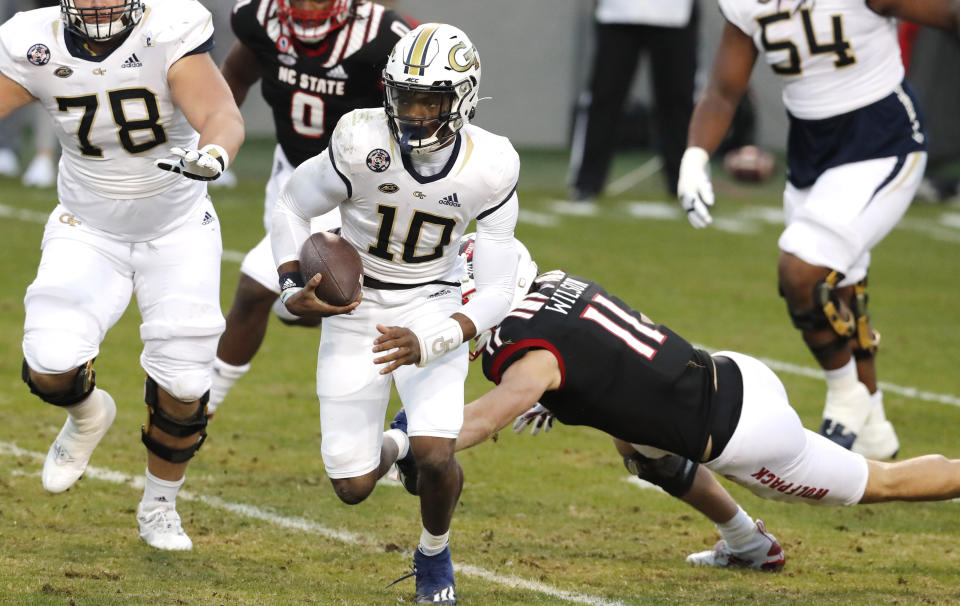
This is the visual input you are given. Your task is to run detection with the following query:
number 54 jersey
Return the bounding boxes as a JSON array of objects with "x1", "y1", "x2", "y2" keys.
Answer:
[
  {"x1": 0, "y1": 0, "x2": 214, "y2": 240},
  {"x1": 719, "y1": 0, "x2": 904, "y2": 120}
]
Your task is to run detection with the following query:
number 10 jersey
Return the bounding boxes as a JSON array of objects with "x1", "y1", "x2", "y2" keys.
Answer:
[{"x1": 0, "y1": 0, "x2": 214, "y2": 240}]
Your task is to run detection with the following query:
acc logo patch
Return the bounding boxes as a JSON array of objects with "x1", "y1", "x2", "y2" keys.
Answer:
[
  {"x1": 27, "y1": 43, "x2": 51, "y2": 66},
  {"x1": 378, "y1": 183, "x2": 399, "y2": 194},
  {"x1": 366, "y1": 148, "x2": 390, "y2": 172},
  {"x1": 53, "y1": 66, "x2": 73, "y2": 78}
]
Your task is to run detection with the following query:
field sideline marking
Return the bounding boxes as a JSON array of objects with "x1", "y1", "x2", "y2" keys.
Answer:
[
  {"x1": 2, "y1": 203, "x2": 958, "y2": 409},
  {"x1": 0, "y1": 442, "x2": 625, "y2": 606}
]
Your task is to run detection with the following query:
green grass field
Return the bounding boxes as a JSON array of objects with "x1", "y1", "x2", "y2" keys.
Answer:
[{"x1": 1, "y1": 139, "x2": 960, "y2": 605}]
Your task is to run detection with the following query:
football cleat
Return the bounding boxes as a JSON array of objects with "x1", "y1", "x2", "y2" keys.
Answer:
[
  {"x1": 686, "y1": 520, "x2": 785, "y2": 572},
  {"x1": 414, "y1": 546, "x2": 457, "y2": 604},
  {"x1": 137, "y1": 504, "x2": 193, "y2": 551},
  {"x1": 42, "y1": 390, "x2": 117, "y2": 493},
  {"x1": 819, "y1": 382, "x2": 873, "y2": 450},
  {"x1": 390, "y1": 408, "x2": 419, "y2": 496}
]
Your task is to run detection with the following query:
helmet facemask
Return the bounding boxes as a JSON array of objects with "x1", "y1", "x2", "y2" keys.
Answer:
[
  {"x1": 384, "y1": 83, "x2": 466, "y2": 153},
  {"x1": 277, "y1": 0, "x2": 353, "y2": 44},
  {"x1": 60, "y1": 0, "x2": 144, "y2": 42}
]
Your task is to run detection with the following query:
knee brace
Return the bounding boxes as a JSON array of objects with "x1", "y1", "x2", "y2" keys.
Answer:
[
  {"x1": 850, "y1": 277, "x2": 880, "y2": 360},
  {"x1": 141, "y1": 375, "x2": 209, "y2": 463},
  {"x1": 781, "y1": 270, "x2": 854, "y2": 358},
  {"x1": 622, "y1": 452, "x2": 698, "y2": 498},
  {"x1": 22, "y1": 358, "x2": 96, "y2": 406}
]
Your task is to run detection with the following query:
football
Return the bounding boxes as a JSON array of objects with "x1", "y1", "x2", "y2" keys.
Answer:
[
  {"x1": 298, "y1": 231, "x2": 363, "y2": 306},
  {"x1": 723, "y1": 145, "x2": 776, "y2": 182}
]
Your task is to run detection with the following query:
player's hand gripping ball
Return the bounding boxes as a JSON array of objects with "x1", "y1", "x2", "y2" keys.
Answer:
[{"x1": 299, "y1": 232, "x2": 363, "y2": 306}]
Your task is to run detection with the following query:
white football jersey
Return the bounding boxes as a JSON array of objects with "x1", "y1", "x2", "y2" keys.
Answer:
[
  {"x1": 719, "y1": 0, "x2": 903, "y2": 119},
  {"x1": 328, "y1": 108, "x2": 519, "y2": 284},
  {"x1": 0, "y1": 0, "x2": 214, "y2": 240}
]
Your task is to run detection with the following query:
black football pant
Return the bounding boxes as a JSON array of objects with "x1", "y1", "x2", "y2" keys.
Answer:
[{"x1": 570, "y1": 10, "x2": 698, "y2": 198}]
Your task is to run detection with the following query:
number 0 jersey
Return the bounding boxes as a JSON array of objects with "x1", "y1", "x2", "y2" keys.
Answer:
[
  {"x1": 719, "y1": 0, "x2": 904, "y2": 120},
  {"x1": 481, "y1": 272, "x2": 744, "y2": 461},
  {"x1": 231, "y1": 1, "x2": 409, "y2": 167},
  {"x1": 0, "y1": 0, "x2": 214, "y2": 240}
]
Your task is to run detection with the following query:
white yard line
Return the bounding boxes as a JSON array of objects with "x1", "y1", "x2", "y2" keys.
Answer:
[{"x1": 0, "y1": 442, "x2": 625, "y2": 606}]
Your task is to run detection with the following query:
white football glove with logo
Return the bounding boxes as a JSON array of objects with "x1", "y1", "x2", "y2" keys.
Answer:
[
  {"x1": 155, "y1": 144, "x2": 229, "y2": 181},
  {"x1": 512, "y1": 403, "x2": 555, "y2": 436},
  {"x1": 677, "y1": 147, "x2": 715, "y2": 229}
]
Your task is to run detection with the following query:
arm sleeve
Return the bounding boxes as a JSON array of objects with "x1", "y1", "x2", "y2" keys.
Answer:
[
  {"x1": 459, "y1": 191, "x2": 519, "y2": 334},
  {"x1": 271, "y1": 150, "x2": 348, "y2": 266},
  {"x1": 0, "y1": 17, "x2": 30, "y2": 95},
  {"x1": 163, "y1": 1, "x2": 216, "y2": 71}
]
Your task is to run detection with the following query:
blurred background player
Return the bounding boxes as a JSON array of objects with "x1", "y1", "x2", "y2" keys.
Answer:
[
  {"x1": 207, "y1": 0, "x2": 411, "y2": 417},
  {"x1": 569, "y1": 0, "x2": 699, "y2": 202},
  {"x1": 677, "y1": 0, "x2": 960, "y2": 459},
  {"x1": 1, "y1": 0, "x2": 243, "y2": 549},
  {"x1": 274, "y1": 23, "x2": 519, "y2": 604}
]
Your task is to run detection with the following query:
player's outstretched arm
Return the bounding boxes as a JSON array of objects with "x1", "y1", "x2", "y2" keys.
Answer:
[
  {"x1": 0, "y1": 71, "x2": 35, "y2": 120},
  {"x1": 163, "y1": 52, "x2": 245, "y2": 179},
  {"x1": 679, "y1": 21, "x2": 758, "y2": 229},
  {"x1": 455, "y1": 350, "x2": 561, "y2": 451},
  {"x1": 220, "y1": 41, "x2": 262, "y2": 107},
  {"x1": 868, "y1": 0, "x2": 960, "y2": 33}
]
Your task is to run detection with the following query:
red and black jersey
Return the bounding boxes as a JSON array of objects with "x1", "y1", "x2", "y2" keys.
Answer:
[
  {"x1": 481, "y1": 271, "x2": 743, "y2": 461},
  {"x1": 231, "y1": 0, "x2": 410, "y2": 166}
]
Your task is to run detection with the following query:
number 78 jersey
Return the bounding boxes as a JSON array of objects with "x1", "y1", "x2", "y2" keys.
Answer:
[
  {"x1": 719, "y1": 0, "x2": 904, "y2": 120},
  {"x1": 0, "y1": 0, "x2": 213, "y2": 240}
]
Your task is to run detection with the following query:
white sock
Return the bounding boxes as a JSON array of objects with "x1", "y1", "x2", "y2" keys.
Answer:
[
  {"x1": 716, "y1": 507, "x2": 760, "y2": 552},
  {"x1": 383, "y1": 428, "x2": 410, "y2": 460},
  {"x1": 67, "y1": 388, "x2": 108, "y2": 429},
  {"x1": 418, "y1": 527, "x2": 449, "y2": 556},
  {"x1": 141, "y1": 469, "x2": 184, "y2": 510},
  {"x1": 208, "y1": 358, "x2": 251, "y2": 413},
  {"x1": 869, "y1": 389, "x2": 886, "y2": 422},
  {"x1": 824, "y1": 358, "x2": 859, "y2": 394}
]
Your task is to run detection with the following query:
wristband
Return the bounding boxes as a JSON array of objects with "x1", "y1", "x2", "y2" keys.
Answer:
[
  {"x1": 414, "y1": 317, "x2": 464, "y2": 367},
  {"x1": 200, "y1": 143, "x2": 230, "y2": 171},
  {"x1": 279, "y1": 271, "x2": 305, "y2": 291},
  {"x1": 280, "y1": 287, "x2": 302, "y2": 305}
]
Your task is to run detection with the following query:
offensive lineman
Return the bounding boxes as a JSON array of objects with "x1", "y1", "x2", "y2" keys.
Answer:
[
  {"x1": 207, "y1": 0, "x2": 411, "y2": 417},
  {"x1": 273, "y1": 23, "x2": 519, "y2": 604},
  {"x1": 677, "y1": 1, "x2": 960, "y2": 459},
  {"x1": 0, "y1": 0, "x2": 244, "y2": 549},
  {"x1": 443, "y1": 269, "x2": 960, "y2": 566}
]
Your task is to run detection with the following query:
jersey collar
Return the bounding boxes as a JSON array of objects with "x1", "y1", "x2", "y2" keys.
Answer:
[{"x1": 400, "y1": 132, "x2": 462, "y2": 185}]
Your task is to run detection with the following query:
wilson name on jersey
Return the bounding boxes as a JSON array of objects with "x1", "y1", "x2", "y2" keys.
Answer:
[
  {"x1": 231, "y1": 0, "x2": 409, "y2": 166},
  {"x1": 481, "y1": 272, "x2": 725, "y2": 460},
  {"x1": 0, "y1": 0, "x2": 214, "y2": 239},
  {"x1": 719, "y1": 0, "x2": 904, "y2": 120},
  {"x1": 328, "y1": 108, "x2": 520, "y2": 285}
]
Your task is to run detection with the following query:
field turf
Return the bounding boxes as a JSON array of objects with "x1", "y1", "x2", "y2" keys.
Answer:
[{"x1": 1, "y1": 139, "x2": 959, "y2": 605}]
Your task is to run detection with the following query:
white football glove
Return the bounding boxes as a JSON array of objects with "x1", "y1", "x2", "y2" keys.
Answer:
[
  {"x1": 512, "y1": 403, "x2": 555, "y2": 436},
  {"x1": 677, "y1": 147, "x2": 715, "y2": 229},
  {"x1": 155, "y1": 144, "x2": 228, "y2": 181}
]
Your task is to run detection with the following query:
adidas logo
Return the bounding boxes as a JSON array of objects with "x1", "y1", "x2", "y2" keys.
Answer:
[
  {"x1": 438, "y1": 193, "x2": 460, "y2": 207},
  {"x1": 280, "y1": 276, "x2": 299, "y2": 290},
  {"x1": 121, "y1": 53, "x2": 142, "y2": 68},
  {"x1": 326, "y1": 64, "x2": 348, "y2": 79},
  {"x1": 201, "y1": 211, "x2": 215, "y2": 225}
]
